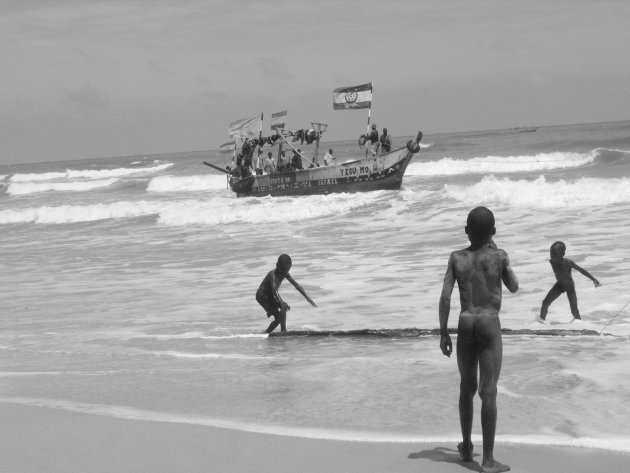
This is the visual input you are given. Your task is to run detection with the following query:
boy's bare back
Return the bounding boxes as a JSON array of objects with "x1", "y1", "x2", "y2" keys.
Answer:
[{"x1": 448, "y1": 244, "x2": 516, "y2": 316}]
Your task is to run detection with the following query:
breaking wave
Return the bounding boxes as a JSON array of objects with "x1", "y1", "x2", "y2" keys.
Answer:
[
  {"x1": 444, "y1": 175, "x2": 630, "y2": 208},
  {"x1": 7, "y1": 178, "x2": 118, "y2": 196},
  {"x1": 408, "y1": 149, "x2": 599, "y2": 176},
  {"x1": 9, "y1": 162, "x2": 173, "y2": 182},
  {"x1": 147, "y1": 174, "x2": 228, "y2": 192},
  {"x1": 0, "y1": 193, "x2": 377, "y2": 225}
]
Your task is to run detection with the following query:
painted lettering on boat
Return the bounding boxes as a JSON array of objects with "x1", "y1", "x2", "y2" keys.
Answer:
[{"x1": 339, "y1": 166, "x2": 371, "y2": 177}]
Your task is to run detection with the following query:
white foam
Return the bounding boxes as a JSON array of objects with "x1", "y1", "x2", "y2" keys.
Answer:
[
  {"x1": 147, "y1": 174, "x2": 228, "y2": 192},
  {"x1": 0, "y1": 192, "x2": 374, "y2": 225},
  {"x1": 0, "y1": 201, "x2": 161, "y2": 224},
  {"x1": 408, "y1": 150, "x2": 596, "y2": 176},
  {"x1": 10, "y1": 162, "x2": 173, "y2": 182},
  {"x1": 444, "y1": 175, "x2": 630, "y2": 207},
  {"x1": 157, "y1": 193, "x2": 377, "y2": 226},
  {"x1": 7, "y1": 178, "x2": 118, "y2": 195},
  {"x1": 150, "y1": 351, "x2": 271, "y2": 360}
]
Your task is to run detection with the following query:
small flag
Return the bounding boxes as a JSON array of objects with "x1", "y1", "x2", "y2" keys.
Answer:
[
  {"x1": 218, "y1": 141, "x2": 235, "y2": 154},
  {"x1": 333, "y1": 82, "x2": 372, "y2": 110},
  {"x1": 228, "y1": 114, "x2": 261, "y2": 139},
  {"x1": 270, "y1": 110, "x2": 287, "y2": 130}
]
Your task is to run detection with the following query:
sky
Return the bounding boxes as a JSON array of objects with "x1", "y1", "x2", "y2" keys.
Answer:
[{"x1": 1, "y1": 0, "x2": 629, "y2": 165}]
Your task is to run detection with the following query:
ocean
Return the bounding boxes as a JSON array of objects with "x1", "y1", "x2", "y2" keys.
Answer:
[{"x1": 1, "y1": 120, "x2": 629, "y2": 453}]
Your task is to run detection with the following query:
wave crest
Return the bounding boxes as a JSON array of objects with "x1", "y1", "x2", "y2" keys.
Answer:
[
  {"x1": 408, "y1": 150, "x2": 597, "y2": 176},
  {"x1": 10, "y1": 162, "x2": 173, "y2": 182},
  {"x1": 445, "y1": 175, "x2": 630, "y2": 207}
]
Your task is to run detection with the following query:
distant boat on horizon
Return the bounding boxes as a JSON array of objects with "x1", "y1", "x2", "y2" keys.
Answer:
[{"x1": 512, "y1": 126, "x2": 537, "y2": 133}]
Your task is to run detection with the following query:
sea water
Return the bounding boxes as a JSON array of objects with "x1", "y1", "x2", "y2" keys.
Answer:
[{"x1": 1, "y1": 120, "x2": 630, "y2": 452}]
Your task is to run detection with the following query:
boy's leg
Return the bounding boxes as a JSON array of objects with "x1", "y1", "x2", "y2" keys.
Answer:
[
  {"x1": 456, "y1": 316, "x2": 478, "y2": 461},
  {"x1": 540, "y1": 284, "x2": 562, "y2": 320},
  {"x1": 477, "y1": 315, "x2": 509, "y2": 473},
  {"x1": 279, "y1": 307, "x2": 287, "y2": 332},
  {"x1": 265, "y1": 315, "x2": 280, "y2": 333},
  {"x1": 565, "y1": 286, "x2": 581, "y2": 319}
]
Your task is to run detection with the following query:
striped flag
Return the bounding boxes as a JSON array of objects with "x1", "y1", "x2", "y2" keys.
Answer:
[
  {"x1": 228, "y1": 113, "x2": 261, "y2": 139},
  {"x1": 270, "y1": 110, "x2": 287, "y2": 130},
  {"x1": 333, "y1": 82, "x2": 373, "y2": 110},
  {"x1": 218, "y1": 141, "x2": 235, "y2": 154}
]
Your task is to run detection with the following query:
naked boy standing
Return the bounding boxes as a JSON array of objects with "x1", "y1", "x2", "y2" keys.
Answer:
[{"x1": 438, "y1": 206, "x2": 519, "y2": 473}]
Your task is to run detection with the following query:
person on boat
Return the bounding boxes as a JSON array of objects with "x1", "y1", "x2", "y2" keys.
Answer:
[
  {"x1": 539, "y1": 241, "x2": 600, "y2": 322},
  {"x1": 264, "y1": 152, "x2": 275, "y2": 174},
  {"x1": 278, "y1": 150, "x2": 289, "y2": 172},
  {"x1": 241, "y1": 155, "x2": 253, "y2": 177},
  {"x1": 379, "y1": 128, "x2": 392, "y2": 154},
  {"x1": 323, "y1": 149, "x2": 335, "y2": 166},
  {"x1": 255, "y1": 150, "x2": 263, "y2": 176},
  {"x1": 438, "y1": 206, "x2": 518, "y2": 473},
  {"x1": 292, "y1": 149, "x2": 303, "y2": 170},
  {"x1": 241, "y1": 138, "x2": 253, "y2": 160},
  {"x1": 256, "y1": 254, "x2": 317, "y2": 334},
  {"x1": 367, "y1": 124, "x2": 380, "y2": 156}
]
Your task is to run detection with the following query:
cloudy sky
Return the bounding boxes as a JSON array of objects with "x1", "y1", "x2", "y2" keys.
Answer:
[{"x1": 1, "y1": 0, "x2": 628, "y2": 165}]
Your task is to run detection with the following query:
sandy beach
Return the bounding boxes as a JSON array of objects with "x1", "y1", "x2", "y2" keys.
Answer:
[{"x1": 1, "y1": 403, "x2": 628, "y2": 473}]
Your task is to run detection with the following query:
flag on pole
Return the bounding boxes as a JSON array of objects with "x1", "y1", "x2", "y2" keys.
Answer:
[
  {"x1": 333, "y1": 82, "x2": 372, "y2": 110},
  {"x1": 270, "y1": 110, "x2": 287, "y2": 130},
  {"x1": 228, "y1": 113, "x2": 262, "y2": 139},
  {"x1": 218, "y1": 141, "x2": 235, "y2": 154}
]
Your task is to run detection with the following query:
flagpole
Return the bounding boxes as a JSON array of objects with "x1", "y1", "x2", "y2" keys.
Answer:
[{"x1": 366, "y1": 82, "x2": 373, "y2": 157}]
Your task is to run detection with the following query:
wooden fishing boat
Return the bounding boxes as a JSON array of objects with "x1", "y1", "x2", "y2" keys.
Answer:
[{"x1": 205, "y1": 131, "x2": 423, "y2": 198}]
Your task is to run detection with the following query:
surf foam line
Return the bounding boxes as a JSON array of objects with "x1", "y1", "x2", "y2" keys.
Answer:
[
  {"x1": 147, "y1": 174, "x2": 228, "y2": 192},
  {"x1": 445, "y1": 175, "x2": 630, "y2": 208},
  {"x1": 268, "y1": 328, "x2": 604, "y2": 338},
  {"x1": 7, "y1": 178, "x2": 118, "y2": 195},
  {"x1": 407, "y1": 149, "x2": 598, "y2": 177},
  {"x1": 1, "y1": 397, "x2": 627, "y2": 452},
  {"x1": 0, "y1": 200, "x2": 162, "y2": 224},
  {"x1": 9, "y1": 162, "x2": 173, "y2": 182}
]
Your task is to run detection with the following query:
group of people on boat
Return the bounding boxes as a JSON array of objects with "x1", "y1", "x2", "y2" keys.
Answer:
[{"x1": 231, "y1": 137, "x2": 338, "y2": 178}]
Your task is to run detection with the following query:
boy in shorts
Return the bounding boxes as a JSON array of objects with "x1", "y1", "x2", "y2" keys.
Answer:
[
  {"x1": 439, "y1": 206, "x2": 518, "y2": 473},
  {"x1": 256, "y1": 254, "x2": 316, "y2": 333}
]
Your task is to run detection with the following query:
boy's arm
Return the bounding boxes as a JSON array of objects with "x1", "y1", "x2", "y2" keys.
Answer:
[
  {"x1": 501, "y1": 251, "x2": 519, "y2": 293},
  {"x1": 438, "y1": 255, "x2": 456, "y2": 357},
  {"x1": 286, "y1": 274, "x2": 317, "y2": 307},
  {"x1": 570, "y1": 260, "x2": 601, "y2": 287}
]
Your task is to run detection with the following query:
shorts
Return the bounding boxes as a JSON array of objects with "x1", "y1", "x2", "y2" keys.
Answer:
[{"x1": 256, "y1": 290, "x2": 281, "y2": 318}]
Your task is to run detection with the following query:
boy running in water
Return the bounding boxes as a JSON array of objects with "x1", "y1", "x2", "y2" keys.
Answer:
[
  {"x1": 439, "y1": 206, "x2": 518, "y2": 473},
  {"x1": 539, "y1": 241, "x2": 600, "y2": 321},
  {"x1": 256, "y1": 254, "x2": 316, "y2": 333}
]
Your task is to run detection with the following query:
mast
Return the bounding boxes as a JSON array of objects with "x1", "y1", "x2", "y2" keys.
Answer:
[{"x1": 365, "y1": 81, "x2": 373, "y2": 157}]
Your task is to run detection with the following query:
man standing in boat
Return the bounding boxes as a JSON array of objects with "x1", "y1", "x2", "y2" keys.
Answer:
[
  {"x1": 241, "y1": 138, "x2": 254, "y2": 177},
  {"x1": 264, "y1": 152, "x2": 275, "y2": 174},
  {"x1": 367, "y1": 124, "x2": 380, "y2": 156},
  {"x1": 379, "y1": 127, "x2": 392, "y2": 154}
]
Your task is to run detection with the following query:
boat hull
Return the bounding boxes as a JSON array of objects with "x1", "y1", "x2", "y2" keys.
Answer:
[{"x1": 230, "y1": 146, "x2": 415, "y2": 197}]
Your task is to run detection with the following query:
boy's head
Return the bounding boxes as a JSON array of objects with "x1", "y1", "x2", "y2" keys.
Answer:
[
  {"x1": 550, "y1": 241, "x2": 566, "y2": 258},
  {"x1": 276, "y1": 254, "x2": 292, "y2": 273},
  {"x1": 465, "y1": 206, "x2": 496, "y2": 242}
]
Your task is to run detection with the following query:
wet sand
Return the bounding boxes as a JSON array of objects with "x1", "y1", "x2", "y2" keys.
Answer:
[{"x1": 1, "y1": 403, "x2": 628, "y2": 473}]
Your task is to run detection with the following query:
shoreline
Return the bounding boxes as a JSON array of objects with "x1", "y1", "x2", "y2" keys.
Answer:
[{"x1": 2, "y1": 403, "x2": 628, "y2": 473}]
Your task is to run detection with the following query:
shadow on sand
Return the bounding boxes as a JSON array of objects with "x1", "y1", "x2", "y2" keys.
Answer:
[{"x1": 408, "y1": 446, "x2": 481, "y2": 472}]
